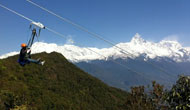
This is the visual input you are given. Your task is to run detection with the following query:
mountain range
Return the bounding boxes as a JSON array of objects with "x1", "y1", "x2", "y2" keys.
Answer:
[
  {"x1": 1, "y1": 33, "x2": 190, "y2": 62},
  {"x1": 1, "y1": 33, "x2": 190, "y2": 90}
]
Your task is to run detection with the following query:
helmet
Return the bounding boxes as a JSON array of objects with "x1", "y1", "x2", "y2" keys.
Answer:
[{"x1": 21, "y1": 43, "x2": 27, "y2": 48}]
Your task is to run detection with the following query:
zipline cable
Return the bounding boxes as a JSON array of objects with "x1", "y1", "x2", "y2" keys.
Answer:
[
  {"x1": 0, "y1": 3, "x2": 34, "y2": 22},
  {"x1": 0, "y1": 2, "x2": 148, "y2": 77},
  {"x1": 26, "y1": 0, "x2": 174, "y2": 77},
  {"x1": 26, "y1": 0, "x2": 131, "y2": 55},
  {"x1": 46, "y1": 27, "x2": 149, "y2": 77}
]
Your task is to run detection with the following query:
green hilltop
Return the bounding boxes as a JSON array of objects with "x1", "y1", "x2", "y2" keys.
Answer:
[
  {"x1": 0, "y1": 52, "x2": 189, "y2": 110},
  {"x1": 0, "y1": 52, "x2": 129, "y2": 110}
]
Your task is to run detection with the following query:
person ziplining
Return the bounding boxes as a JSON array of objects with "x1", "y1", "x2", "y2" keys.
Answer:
[
  {"x1": 0, "y1": 2, "x2": 173, "y2": 76},
  {"x1": 18, "y1": 22, "x2": 45, "y2": 66}
]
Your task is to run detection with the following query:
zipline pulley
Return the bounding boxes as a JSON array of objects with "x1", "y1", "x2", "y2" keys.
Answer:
[{"x1": 27, "y1": 22, "x2": 45, "y2": 48}]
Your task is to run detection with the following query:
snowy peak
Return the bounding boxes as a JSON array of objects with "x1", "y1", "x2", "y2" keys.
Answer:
[
  {"x1": 160, "y1": 40, "x2": 182, "y2": 50},
  {"x1": 0, "y1": 52, "x2": 19, "y2": 59},
  {"x1": 131, "y1": 33, "x2": 146, "y2": 44},
  {"x1": 1, "y1": 33, "x2": 190, "y2": 62}
]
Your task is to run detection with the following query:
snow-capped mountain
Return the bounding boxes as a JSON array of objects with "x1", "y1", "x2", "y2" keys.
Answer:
[
  {"x1": 1, "y1": 33, "x2": 190, "y2": 63},
  {"x1": 1, "y1": 33, "x2": 190, "y2": 90}
]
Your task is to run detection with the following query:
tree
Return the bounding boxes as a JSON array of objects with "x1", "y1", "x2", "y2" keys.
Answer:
[
  {"x1": 166, "y1": 75, "x2": 190, "y2": 110},
  {"x1": 124, "y1": 81, "x2": 168, "y2": 110}
]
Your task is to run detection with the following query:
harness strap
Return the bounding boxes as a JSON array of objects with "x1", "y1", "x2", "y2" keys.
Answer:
[{"x1": 27, "y1": 28, "x2": 37, "y2": 48}]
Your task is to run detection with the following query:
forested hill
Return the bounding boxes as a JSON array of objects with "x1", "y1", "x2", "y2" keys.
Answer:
[{"x1": 0, "y1": 52, "x2": 129, "y2": 110}]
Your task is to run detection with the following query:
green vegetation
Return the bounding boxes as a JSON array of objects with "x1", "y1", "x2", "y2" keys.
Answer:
[
  {"x1": 0, "y1": 52, "x2": 129, "y2": 110},
  {"x1": 166, "y1": 75, "x2": 190, "y2": 110},
  {"x1": 123, "y1": 75, "x2": 190, "y2": 110},
  {"x1": 0, "y1": 52, "x2": 189, "y2": 110}
]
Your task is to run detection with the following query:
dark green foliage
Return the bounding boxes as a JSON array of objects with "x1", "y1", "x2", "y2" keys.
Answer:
[
  {"x1": 124, "y1": 86, "x2": 154, "y2": 110},
  {"x1": 0, "y1": 52, "x2": 129, "y2": 110},
  {"x1": 123, "y1": 81, "x2": 168, "y2": 110},
  {"x1": 166, "y1": 75, "x2": 190, "y2": 110},
  {"x1": 123, "y1": 75, "x2": 190, "y2": 110}
]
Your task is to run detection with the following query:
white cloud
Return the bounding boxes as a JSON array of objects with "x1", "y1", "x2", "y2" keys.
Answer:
[
  {"x1": 163, "y1": 35, "x2": 179, "y2": 41},
  {"x1": 66, "y1": 35, "x2": 74, "y2": 44}
]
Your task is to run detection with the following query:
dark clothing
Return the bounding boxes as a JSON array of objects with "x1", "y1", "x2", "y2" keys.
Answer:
[
  {"x1": 19, "y1": 47, "x2": 27, "y2": 62},
  {"x1": 18, "y1": 47, "x2": 41, "y2": 66},
  {"x1": 18, "y1": 47, "x2": 30, "y2": 66}
]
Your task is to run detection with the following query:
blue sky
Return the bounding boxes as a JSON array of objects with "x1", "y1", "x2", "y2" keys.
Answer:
[{"x1": 0, "y1": 0, "x2": 190, "y2": 55}]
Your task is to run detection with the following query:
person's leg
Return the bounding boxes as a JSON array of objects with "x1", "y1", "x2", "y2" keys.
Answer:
[
  {"x1": 27, "y1": 58, "x2": 40, "y2": 64},
  {"x1": 27, "y1": 58, "x2": 45, "y2": 65}
]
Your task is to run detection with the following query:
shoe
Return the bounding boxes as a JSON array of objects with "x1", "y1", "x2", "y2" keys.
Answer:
[
  {"x1": 41, "y1": 61, "x2": 45, "y2": 66},
  {"x1": 37, "y1": 58, "x2": 41, "y2": 61}
]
